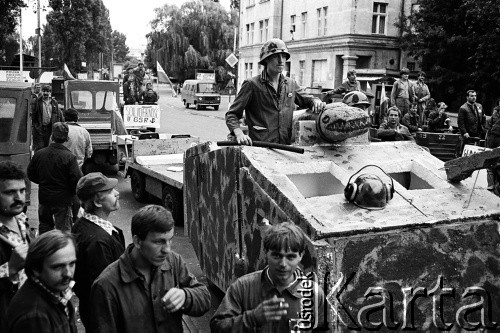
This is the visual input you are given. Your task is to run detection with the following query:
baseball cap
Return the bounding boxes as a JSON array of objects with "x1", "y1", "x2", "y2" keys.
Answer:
[
  {"x1": 76, "y1": 172, "x2": 118, "y2": 201},
  {"x1": 52, "y1": 122, "x2": 69, "y2": 141}
]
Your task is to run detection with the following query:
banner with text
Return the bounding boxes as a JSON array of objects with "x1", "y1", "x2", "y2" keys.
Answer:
[{"x1": 123, "y1": 105, "x2": 161, "y2": 129}]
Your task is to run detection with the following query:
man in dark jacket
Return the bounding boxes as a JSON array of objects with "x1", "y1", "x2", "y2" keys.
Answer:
[
  {"x1": 458, "y1": 90, "x2": 485, "y2": 149},
  {"x1": 32, "y1": 84, "x2": 64, "y2": 151},
  {"x1": 27, "y1": 122, "x2": 82, "y2": 234},
  {"x1": 226, "y1": 38, "x2": 324, "y2": 145},
  {"x1": 6, "y1": 230, "x2": 77, "y2": 333},
  {"x1": 71, "y1": 172, "x2": 125, "y2": 330},
  {"x1": 90, "y1": 205, "x2": 210, "y2": 333},
  {"x1": 401, "y1": 102, "x2": 422, "y2": 134},
  {"x1": 0, "y1": 161, "x2": 30, "y2": 331}
]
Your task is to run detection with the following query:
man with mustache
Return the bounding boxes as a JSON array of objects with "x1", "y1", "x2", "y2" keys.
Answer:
[
  {"x1": 0, "y1": 161, "x2": 30, "y2": 331},
  {"x1": 211, "y1": 222, "x2": 325, "y2": 332},
  {"x1": 6, "y1": 230, "x2": 77, "y2": 332},
  {"x1": 71, "y1": 172, "x2": 125, "y2": 330},
  {"x1": 89, "y1": 205, "x2": 210, "y2": 333},
  {"x1": 226, "y1": 38, "x2": 325, "y2": 145}
]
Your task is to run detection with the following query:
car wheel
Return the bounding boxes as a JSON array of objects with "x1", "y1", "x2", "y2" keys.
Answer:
[
  {"x1": 213, "y1": 105, "x2": 219, "y2": 111},
  {"x1": 185, "y1": 101, "x2": 190, "y2": 109},
  {"x1": 130, "y1": 170, "x2": 148, "y2": 203},
  {"x1": 162, "y1": 185, "x2": 183, "y2": 225}
]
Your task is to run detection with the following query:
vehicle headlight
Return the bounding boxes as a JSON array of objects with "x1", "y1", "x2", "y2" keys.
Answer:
[
  {"x1": 217, "y1": 97, "x2": 220, "y2": 101},
  {"x1": 198, "y1": 97, "x2": 203, "y2": 101}
]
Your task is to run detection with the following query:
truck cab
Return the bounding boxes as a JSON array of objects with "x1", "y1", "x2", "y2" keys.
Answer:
[
  {"x1": 64, "y1": 80, "x2": 127, "y2": 172},
  {"x1": 0, "y1": 82, "x2": 32, "y2": 204}
]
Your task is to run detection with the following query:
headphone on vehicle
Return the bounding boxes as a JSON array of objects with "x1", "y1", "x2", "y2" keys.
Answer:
[{"x1": 344, "y1": 165, "x2": 394, "y2": 204}]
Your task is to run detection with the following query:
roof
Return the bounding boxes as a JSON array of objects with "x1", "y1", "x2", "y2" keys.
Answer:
[{"x1": 0, "y1": 82, "x2": 32, "y2": 90}]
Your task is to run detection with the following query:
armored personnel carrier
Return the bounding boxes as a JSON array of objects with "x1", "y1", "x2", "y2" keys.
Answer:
[{"x1": 183, "y1": 104, "x2": 499, "y2": 331}]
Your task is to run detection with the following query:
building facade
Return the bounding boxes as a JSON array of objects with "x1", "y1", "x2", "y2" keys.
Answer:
[{"x1": 237, "y1": 0, "x2": 420, "y2": 100}]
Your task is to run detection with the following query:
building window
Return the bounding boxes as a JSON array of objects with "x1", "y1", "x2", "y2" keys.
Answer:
[
  {"x1": 301, "y1": 12, "x2": 307, "y2": 38},
  {"x1": 290, "y1": 15, "x2": 296, "y2": 40},
  {"x1": 259, "y1": 21, "x2": 264, "y2": 42},
  {"x1": 264, "y1": 19, "x2": 269, "y2": 41},
  {"x1": 317, "y1": 9, "x2": 322, "y2": 36},
  {"x1": 245, "y1": 63, "x2": 253, "y2": 79},
  {"x1": 246, "y1": 24, "x2": 250, "y2": 45},
  {"x1": 317, "y1": 7, "x2": 327, "y2": 36},
  {"x1": 299, "y1": 60, "x2": 305, "y2": 86},
  {"x1": 248, "y1": 0, "x2": 255, "y2": 6},
  {"x1": 312, "y1": 59, "x2": 327, "y2": 86},
  {"x1": 407, "y1": 62, "x2": 415, "y2": 71},
  {"x1": 372, "y1": 3, "x2": 387, "y2": 34},
  {"x1": 323, "y1": 7, "x2": 328, "y2": 35},
  {"x1": 250, "y1": 23, "x2": 254, "y2": 44}
]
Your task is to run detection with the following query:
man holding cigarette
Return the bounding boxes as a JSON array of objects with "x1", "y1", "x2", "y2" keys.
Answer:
[
  {"x1": 0, "y1": 161, "x2": 30, "y2": 331},
  {"x1": 211, "y1": 222, "x2": 325, "y2": 332},
  {"x1": 89, "y1": 205, "x2": 210, "y2": 333}
]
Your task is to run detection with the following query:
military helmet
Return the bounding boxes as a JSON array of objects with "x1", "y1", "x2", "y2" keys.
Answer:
[
  {"x1": 342, "y1": 91, "x2": 371, "y2": 107},
  {"x1": 259, "y1": 38, "x2": 290, "y2": 65}
]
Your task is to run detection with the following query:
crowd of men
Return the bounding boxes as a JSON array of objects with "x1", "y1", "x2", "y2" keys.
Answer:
[{"x1": 0, "y1": 158, "x2": 326, "y2": 332}]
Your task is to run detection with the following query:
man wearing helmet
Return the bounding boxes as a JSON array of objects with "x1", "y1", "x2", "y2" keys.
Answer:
[
  {"x1": 342, "y1": 91, "x2": 371, "y2": 111},
  {"x1": 226, "y1": 39, "x2": 325, "y2": 145}
]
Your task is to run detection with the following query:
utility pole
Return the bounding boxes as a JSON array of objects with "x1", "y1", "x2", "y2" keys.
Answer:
[
  {"x1": 19, "y1": 10, "x2": 23, "y2": 81},
  {"x1": 37, "y1": 0, "x2": 42, "y2": 78}
]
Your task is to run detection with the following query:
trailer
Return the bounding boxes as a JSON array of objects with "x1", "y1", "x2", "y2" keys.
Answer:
[{"x1": 121, "y1": 134, "x2": 200, "y2": 224}]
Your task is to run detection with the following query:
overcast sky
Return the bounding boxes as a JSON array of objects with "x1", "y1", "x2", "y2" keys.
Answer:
[{"x1": 22, "y1": 0, "x2": 231, "y2": 53}]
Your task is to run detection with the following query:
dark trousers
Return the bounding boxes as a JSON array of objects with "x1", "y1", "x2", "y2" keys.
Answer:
[{"x1": 38, "y1": 203, "x2": 74, "y2": 234}]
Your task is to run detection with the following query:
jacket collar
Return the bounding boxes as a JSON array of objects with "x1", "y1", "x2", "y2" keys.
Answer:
[
  {"x1": 49, "y1": 142, "x2": 71, "y2": 151},
  {"x1": 119, "y1": 244, "x2": 172, "y2": 284},
  {"x1": 260, "y1": 70, "x2": 288, "y2": 85},
  {"x1": 260, "y1": 267, "x2": 303, "y2": 299}
]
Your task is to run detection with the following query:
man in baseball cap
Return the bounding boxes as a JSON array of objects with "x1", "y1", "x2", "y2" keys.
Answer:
[{"x1": 72, "y1": 172, "x2": 124, "y2": 330}]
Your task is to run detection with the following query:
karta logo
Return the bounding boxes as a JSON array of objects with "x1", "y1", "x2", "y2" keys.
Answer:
[{"x1": 326, "y1": 273, "x2": 498, "y2": 331}]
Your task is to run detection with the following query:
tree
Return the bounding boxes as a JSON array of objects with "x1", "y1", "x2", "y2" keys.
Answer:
[
  {"x1": 397, "y1": 0, "x2": 500, "y2": 112},
  {"x1": 44, "y1": 0, "x2": 112, "y2": 73},
  {"x1": 146, "y1": 0, "x2": 237, "y2": 84},
  {"x1": 111, "y1": 30, "x2": 129, "y2": 63},
  {"x1": 0, "y1": 0, "x2": 26, "y2": 64}
]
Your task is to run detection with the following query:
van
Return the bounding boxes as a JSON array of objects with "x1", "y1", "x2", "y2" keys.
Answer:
[{"x1": 182, "y1": 80, "x2": 221, "y2": 110}]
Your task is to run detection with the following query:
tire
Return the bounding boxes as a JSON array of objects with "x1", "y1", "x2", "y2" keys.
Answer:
[
  {"x1": 196, "y1": 103, "x2": 202, "y2": 110},
  {"x1": 130, "y1": 170, "x2": 148, "y2": 203},
  {"x1": 185, "y1": 101, "x2": 190, "y2": 109},
  {"x1": 213, "y1": 105, "x2": 219, "y2": 111},
  {"x1": 162, "y1": 185, "x2": 183, "y2": 225}
]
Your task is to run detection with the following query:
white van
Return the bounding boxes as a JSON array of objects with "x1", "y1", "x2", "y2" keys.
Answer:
[{"x1": 181, "y1": 80, "x2": 221, "y2": 110}]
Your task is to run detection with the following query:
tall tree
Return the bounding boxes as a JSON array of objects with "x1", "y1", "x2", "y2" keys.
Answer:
[
  {"x1": 111, "y1": 30, "x2": 129, "y2": 63},
  {"x1": 146, "y1": 0, "x2": 237, "y2": 83},
  {"x1": 0, "y1": 0, "x2": 26, "y2": 64},
  {"x1": 397, "y1": 0, "x2": 500, "y2": 112},
  {"x1": 44, "y1": 0, "x2": 112, "y2": 73}
]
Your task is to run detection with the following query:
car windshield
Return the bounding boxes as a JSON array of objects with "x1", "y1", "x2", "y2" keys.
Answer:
[
  {"x1": 198, "y1": 83, "x2": 215, "y2": 93},
  {"x1": 96, "y1": 91, "x2": 116, "y2": 112},
  {"x1": 70, "y1": 90, "x2": 93, "y2": 112}
]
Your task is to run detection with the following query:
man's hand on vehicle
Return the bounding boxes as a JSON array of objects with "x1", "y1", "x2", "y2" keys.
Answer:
[
  {"x1": 310, "y1": 100, "x2": 326, "y2": 114},
  {"x1": 234, "y1": 128, "x2": 253, "y2": 146}
]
